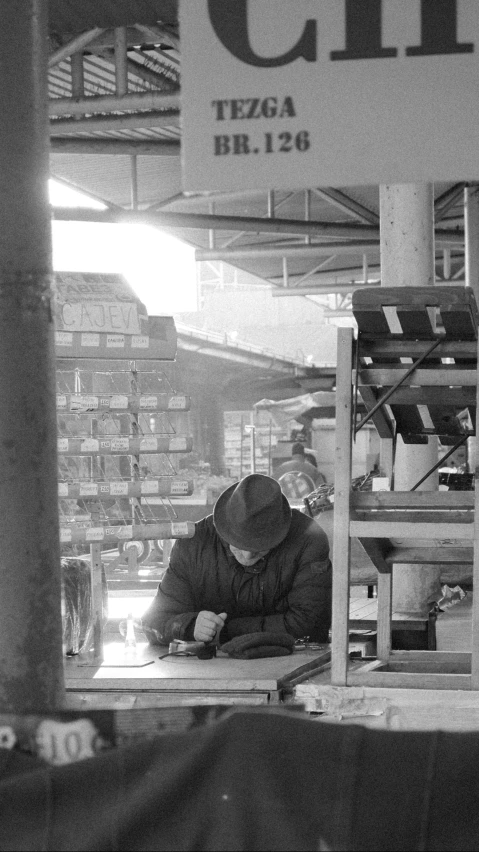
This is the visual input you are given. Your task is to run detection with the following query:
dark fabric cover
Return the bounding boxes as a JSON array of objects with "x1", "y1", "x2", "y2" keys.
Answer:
[
  {"x1": 2, "y1": 709, "x2": 479, "y2": 850},
  {"x1": 141, "y1": 511, "x2": 332, "y2": 645},
  {"x1": 220, "y1": 631, "x2": 295, "y2": 659}
]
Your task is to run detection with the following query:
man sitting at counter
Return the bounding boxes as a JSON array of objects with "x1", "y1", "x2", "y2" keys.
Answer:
[{"x1": 141, "y1": 473, "x2": 332, "y2": 647}]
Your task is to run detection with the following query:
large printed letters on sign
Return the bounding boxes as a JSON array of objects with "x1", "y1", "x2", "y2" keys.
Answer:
[
  {"x1": 207, "y1": 0, "x2": 473, "y2": 68},
  {"x1": 207, "y1": 0, "x2": 316, "y2": 67}
]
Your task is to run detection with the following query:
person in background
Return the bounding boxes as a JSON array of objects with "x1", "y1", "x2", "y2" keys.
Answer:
[
  {"x1": 304, "y1": 449, "x2": 318, "y2": 467},
  {"x1": 274, "y1": 442, "x2": 326, "y2": 488},
  {"x1": 141, "y1": 473, "x2": 332, "y2": 646}
]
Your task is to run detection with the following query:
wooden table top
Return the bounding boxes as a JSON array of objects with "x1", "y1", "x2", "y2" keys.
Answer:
[{"x1": 64, "y1": 642, "x2": 331, "y2": 692}]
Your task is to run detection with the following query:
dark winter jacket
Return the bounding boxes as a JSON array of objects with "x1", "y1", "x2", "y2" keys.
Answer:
[{"x1": 141, "y1": 509, "x2": 332, "y2": 645}]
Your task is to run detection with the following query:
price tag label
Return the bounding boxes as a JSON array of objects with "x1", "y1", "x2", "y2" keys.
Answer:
[
  {"x1": 56, "y1": 395, "x2": 67, "y2": 410},
  {"x1": 171, "y1": 480, "x2": 190, "y2": 495},
  {"x1": 58, "y1": 483, "x2": 68, "y2": 497},
  {"x1": 57, "y1": 438, "x2": 69, "y2": 453},
  {"x1": 168, "y1": 396, "x2": 187, "y2": 410},
  {"x1": 86, "y1": 527, "x2": 105, "y2": 541},
  {"x1": 140, "y1": 436, "x2": 158, "y2": 451},
  {"x1": 110, "y1": 437, "x2": 129, "y2": 452},
  {"x1": 55, "y1": 331, "x2": 73, "y2": 346},
  {"x1": 131, "y1": 335, "x2": 149, "y2": 348},
  {"x1": 116, "y1": 525, "x2": 133, "y2": 540},
  {"x1": 141, "y1": 481, "x2": 159, "y2": 494},
  {"x1": 70, "y1": 395, "x2": 99, "y2": 413},
  {"x1": 81, "y1": 333, "x2": 100, "y2": 347},
  {"x1": 80, "y1": 439, "x2": 99, "y2": 453},
  {"x1": 60, "y1": 528, "x2": 72, "y2": 542},
  {"x1": 109, "y1": 481, "x2": 128, "y2": 496},
  {"x1": 139, "y1": 396, "x2": 158, "y2": 409},
  {"x1": 169, "y1": 437, "x2": 188, "y2": 451},
  {"x1": 106, "y1": 335, "x2": 125, "y2": 348},
  {"x1": 79, "y1": 483, "x2": 99, "y2": 496},
  {"x1": 109, "y1": 395, "x2": 129, "y2": 409},
  {"x1": 171, "y1": 522, "x2": 190, "y2": 536}
]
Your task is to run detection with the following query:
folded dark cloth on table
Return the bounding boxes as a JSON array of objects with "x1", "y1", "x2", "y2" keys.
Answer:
[{"x1": 220, "y1": 631, "x2": 295, "y2": 659}]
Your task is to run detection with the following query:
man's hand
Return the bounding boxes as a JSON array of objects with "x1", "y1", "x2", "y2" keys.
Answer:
[{"x1": 194, "y1": 611, "x2": 227, "y2": 643}]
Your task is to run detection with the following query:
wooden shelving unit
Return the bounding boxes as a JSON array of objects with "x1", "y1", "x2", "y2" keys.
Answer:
[
  {"x1": 331, "y1": 285, "x2": 479, "y2": 690},
  {"x1": 53, "y1": 272, "x2": 198, "y2": 657}
]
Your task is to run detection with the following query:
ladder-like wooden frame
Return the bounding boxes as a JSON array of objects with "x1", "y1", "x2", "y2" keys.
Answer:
[{"x1": 331, "y1": 286, "x2": 479, "y2": 690}]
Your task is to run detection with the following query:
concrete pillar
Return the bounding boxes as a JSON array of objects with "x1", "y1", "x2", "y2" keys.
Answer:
[
  {"x1": 465, "y1": 185, "x2": 479, "y2": 308},
  {"x1": 0, "y1": 0, "x2": 65, "y2": 710},
  {"x1": 380, "y1": 184, "x2": 442, "y2": 615},
  {"x1": 465, "y1": 186, "x2": 479, "y2": 474}
]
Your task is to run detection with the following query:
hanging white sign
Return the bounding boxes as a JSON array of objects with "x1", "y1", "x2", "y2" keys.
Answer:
[{"x1": 181, "y1": 0, "x2": 479, "y2": 190}]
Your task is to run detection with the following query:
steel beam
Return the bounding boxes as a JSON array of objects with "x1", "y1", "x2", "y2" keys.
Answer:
[
  {"x1": 0, "y1": 0, "x2": 64, "y2": 711},
  {"x1": 134, "y1": 23, "x2": 180, "y2": 52},
  {"x1": 48, "y1": 28, "x2": 104, "y2": 68},
  {"x1": 272, "y1": 282, "x2": 381, "y2": 296},
  {"x1": 50, "y1": 206, "x2": 465, "y2": 249},
  {"x1": 50, "y1": 138, "x2": 180, "y2": 156},
  {"x1": 114, "y1": 27, "x2": 128, "y2": 96},
  {"x1": 314, "y1": 187, "x2": 379, "y2": 226},
  {"x1": 50, "y1": 175, "x2": 122, "y2": 210},
  {"x1": 196, "y1": 241, "x2": 381, "y2": 261},
  {"x1": 49, "y1": 91, "x2": 180, "y2": 117},
  {"x1": 50, "y1": 111, "x2": 180, "y2": 134},
  {"x1": 435, "y1": 182, "x2": 467, "y2": 221}
]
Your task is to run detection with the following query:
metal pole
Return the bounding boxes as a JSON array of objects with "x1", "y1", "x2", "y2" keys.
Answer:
[
  {"x1": 114, "y1": 27, "x2": 128, "y2": 97},
  {"x1": 130, "y1": 155, "x2": 139, "y2": 210},
  {"x1": 245, "y1": 425, "x2": 256, "y2": 474},
  {"x1": 0, "y1": 0, "x2": 64, "y2": 711}
]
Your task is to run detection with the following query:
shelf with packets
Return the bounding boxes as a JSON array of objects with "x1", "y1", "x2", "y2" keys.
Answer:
[
  {"x1": 56, "y1": 363, "x2": 196, "y2": 656},
  {"x1": 56, "y1": 367, "x2": 196, "y2": 555}
]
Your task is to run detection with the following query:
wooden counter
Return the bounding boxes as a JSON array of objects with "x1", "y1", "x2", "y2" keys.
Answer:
[{"x1": 64, "y1": 642, "x2": 331, "y2": 709}]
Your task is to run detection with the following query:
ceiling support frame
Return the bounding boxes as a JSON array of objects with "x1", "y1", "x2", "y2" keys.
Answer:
[
  {"x1": 134, "y1": 23, "x2": 180, "y2": 52},
  {"x1": 114, "y1": 27, "x2": 128, "y2": 96},
  {"x1": 50, "y1": 138, "x2": 180, "y2": 155},
  {"x1": 313, "y1": 187, "x2": 379, "y2": 226},
  {"x1": 196, "y1": 241, "x2": 381, "y2": 261},
  {"x1": 49, "y1": 90, "x2": 180, "y2": 117},
  {"x1": 50, "y1": 175, "x2": 123, "y2": 211},
  {"x1": 50, "y1": 111, "x2": 180, "y2": 133},
  {"x1": 291, "y1": 256, "x2": 339, "y2": 289},
  {"x1": 48, "y1": 28, "x2": 104, "y2": 68},
  {"x1": 434, "y1": 182, "x2": 467, "y2": 221},
  {"x1": 272, "y1": 282, "x2": 381, "y2": 296},
  {"x1": 70, "y1": 50, "x2": 84, "y2": 98},
  {"x1": 51, "y1": 206, "x2": 466, "y2": 245}
]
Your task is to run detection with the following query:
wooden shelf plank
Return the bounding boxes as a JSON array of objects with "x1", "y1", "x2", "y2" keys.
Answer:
[
  {"x1": 359, "y1": 368, "x2": 476, "y2": 386},
  {"x1": 350, "y1": 521, "x2": 474, "y2": 539},
  {"x1": 352, "y1": 492, "x2": 474, "y2": 509},
  {"x1": 385, "y1": 547, "x2": 473, "y2": 565},
  {"x1": 348, "y1": 671, "x2": 473, "y2": 690}
]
